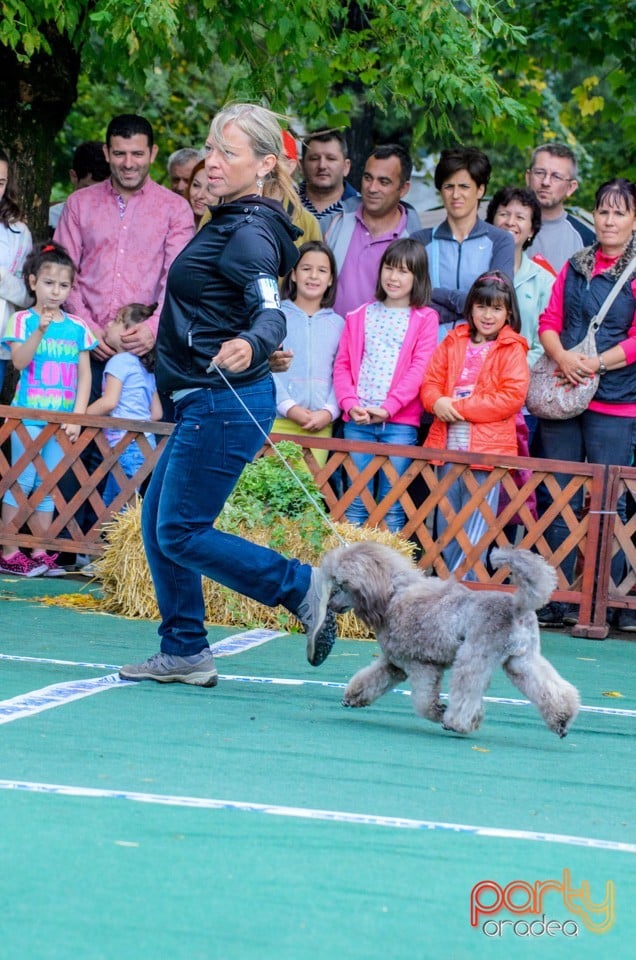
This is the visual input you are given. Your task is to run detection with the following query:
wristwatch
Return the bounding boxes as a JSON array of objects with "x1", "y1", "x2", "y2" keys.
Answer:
[{"x1": 598, "y1": 355, "x2": 608, "y2": 375}]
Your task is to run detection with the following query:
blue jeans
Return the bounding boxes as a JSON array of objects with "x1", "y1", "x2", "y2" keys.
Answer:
[
  {"x1": 539, "y1": 410, "x2": 634, "y2": 584},
  {"x1": 142, "y1": 381, "x2": 312, "y2": 656},
  {"x1": 4, "y1": 424, "x2": 64, "y2": 513},
  {"x1": 103, "y1": 437, "x2": 155, "y2": 508},
  {"x1": 436, "y1": 463, "x2": 500, "y2": 581},
  {"x1": 343, "y1": 421, "x2": 417, "y2": 532}
]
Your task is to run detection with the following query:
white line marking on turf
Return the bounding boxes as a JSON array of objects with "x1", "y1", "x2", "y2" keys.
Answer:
[
  {"x1": 219, "y1": 676, "x2": 636, "y2": 718},
  {"x1": 1, "y1": 655, "x2": 634, "y2": 719},
  {"x1": 0, "y1": 674, "x2": 126, "y2": 723},
  {"x1": 211, "y1": 629, "x2": 287, "y2": 654},
  {"x1": 0, "y1": 778, "x2": 633, "y2": 853},
  {"x1": 0, "y1": 629, "x2": 287, "y2": 724},
  {"x1": 0, "y1": 628, "x2": 286, "y2": 673}
]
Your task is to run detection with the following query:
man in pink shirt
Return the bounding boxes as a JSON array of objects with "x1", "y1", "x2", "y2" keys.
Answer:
[
  {"x1": 55, "y1": 113, "x2": 194, "y2": 372},
  {"x1": 53, "y1": 115, "x2": 194, "y2": 559}
]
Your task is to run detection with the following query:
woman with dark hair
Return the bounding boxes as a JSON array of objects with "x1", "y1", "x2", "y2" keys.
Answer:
[
  {"x1": 486, "y1": 186, "x2": 556, "y2": 370},
  {"x1": 119, "y1": 104, "x2": 339, "y2": 688},
  {"x1": 411, "y1": 147, "x2": 514, "y2": 334},
  {"x1": 535, "y1": 178, "x2": 636, "y2": 629},
  {"x1": 0, "y1": 147, "x2": 32, "y2": 392}
]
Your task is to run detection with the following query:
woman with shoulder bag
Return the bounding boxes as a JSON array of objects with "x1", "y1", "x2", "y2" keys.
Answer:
[{"x1": 535, "y1": 178, "x2": 636, "y2": 629}]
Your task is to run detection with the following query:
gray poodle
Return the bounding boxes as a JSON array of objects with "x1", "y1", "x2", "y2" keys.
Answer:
[{"x1": 321, "y1": 542, "x2": 580, "y2": 737}]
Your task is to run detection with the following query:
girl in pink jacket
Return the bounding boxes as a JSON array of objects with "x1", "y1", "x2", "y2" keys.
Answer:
[
  {"x1": 421, "y1": 271, "x2": 529, "y2": 578},
  {"x1": 333, "y1": 238, "x2": 439, "y2": 532}
]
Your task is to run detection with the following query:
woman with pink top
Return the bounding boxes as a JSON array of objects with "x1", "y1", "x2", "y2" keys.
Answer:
[
  {"x1": 333, "y1": 238, "x2": 439, "y2": 532},
  {"x1": 535, "y1": 178, "x2": 636, "y2": 629}
]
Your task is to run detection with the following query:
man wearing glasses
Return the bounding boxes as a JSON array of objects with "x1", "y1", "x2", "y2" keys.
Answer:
[{"x1": 525, "y1": 142, "x2": 595, "y2": 272}]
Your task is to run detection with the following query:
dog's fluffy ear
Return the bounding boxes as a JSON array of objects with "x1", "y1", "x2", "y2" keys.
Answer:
[{"x1": 321, "y1": 543, "x2": 400, "y2": 628}]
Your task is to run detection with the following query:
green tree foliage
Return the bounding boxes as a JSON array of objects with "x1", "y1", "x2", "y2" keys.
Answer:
[
  {"x1": 1, "y1": 0, "x2": 528, "y2": 237},
  {"x1": 482, "y1": 0, "x2": 636, "y2": 205}
]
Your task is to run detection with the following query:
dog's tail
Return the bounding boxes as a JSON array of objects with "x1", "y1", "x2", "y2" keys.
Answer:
[{"x1": 490, "y1": 547, "x2": 557, "y2": 615}]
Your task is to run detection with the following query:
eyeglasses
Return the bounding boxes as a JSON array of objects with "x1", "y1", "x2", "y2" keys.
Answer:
[{"x1": 528, "y1": 167, "x2": 574, "y2": 184}]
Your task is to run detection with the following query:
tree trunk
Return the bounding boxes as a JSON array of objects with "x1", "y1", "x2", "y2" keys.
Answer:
[
  {"x1": 345, "y1": 100, "x2": 377, "y2": 191},
  {"x1": 0, "y1": 25, "x2": 82, "y2": 242}
]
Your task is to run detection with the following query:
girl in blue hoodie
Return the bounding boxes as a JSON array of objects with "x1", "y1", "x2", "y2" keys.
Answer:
[{"x1": 273, "y1": 240, "x2": 344, "y2": 466}]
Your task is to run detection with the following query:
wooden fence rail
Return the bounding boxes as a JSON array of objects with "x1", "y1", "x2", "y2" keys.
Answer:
[{"x1": 1, "y1": 404, "x2": 633, "y2": 640}]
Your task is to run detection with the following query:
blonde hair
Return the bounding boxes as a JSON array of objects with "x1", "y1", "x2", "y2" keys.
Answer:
[{"x1": 210, "y1": 103, "x2": 300, "y2": 213}]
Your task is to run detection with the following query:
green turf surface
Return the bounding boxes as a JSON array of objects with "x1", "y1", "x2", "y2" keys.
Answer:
[{"x1": 1, "y1": 576, "x2": 634, "y2": 959}]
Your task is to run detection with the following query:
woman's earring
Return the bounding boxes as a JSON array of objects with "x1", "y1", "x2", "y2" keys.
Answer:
[{"x1": 256, "y1": 177, "x2": 264, "y2": 195}]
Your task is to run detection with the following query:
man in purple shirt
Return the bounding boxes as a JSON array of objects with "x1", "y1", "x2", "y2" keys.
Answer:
[
  {"x1": 55, "y1": 114, "x2": 194, "y2": 373},
  {"x1": 323, "y1": 144, "x2": 422, "y2": 318}
]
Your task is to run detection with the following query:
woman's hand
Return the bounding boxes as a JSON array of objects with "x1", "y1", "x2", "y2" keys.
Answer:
[
  {"x1": 553, "y1": 349, "x2": 596, "y2": 388},
  {"x1": 269, "y1": 348, "x2": 293, "y2": 373},
  {"x1": 210, "y1": 338, "x2": 254, "y2": 373},
  {"x1": 433, "y1": 396, "x2": 465, "y2": 422}
]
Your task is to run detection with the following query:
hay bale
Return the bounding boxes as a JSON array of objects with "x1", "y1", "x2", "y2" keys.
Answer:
[{"x1": 97, "y1": 500, "x2": 416, "y2": 639}]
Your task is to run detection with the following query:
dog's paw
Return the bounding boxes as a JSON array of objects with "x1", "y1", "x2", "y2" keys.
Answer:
[
  {"x1": 419, "y1": 701, "x2": 446, "y2": 723},
  {"x1": 442, "y1": 709, "x2": 483, "y2": 734},
  {"x1": 342, "y1": 695, "x2": 369, "y2": 709},
  {"x1": 551, "y1": 713, "x2": 575, "y2": 738},
  {"x1": 430, "y1": 701, "x2": 447, "y2": 723},
  {"x1": 442, "y1": 721, "x2": 468, "y2": 735}
]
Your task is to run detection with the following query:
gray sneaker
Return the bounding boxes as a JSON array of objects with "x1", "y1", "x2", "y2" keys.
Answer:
[
  {"x1": 119, "y1": 649, "x2": 218, "y2": 687},
  {"x1": 297, "y1": 567, "x2": 337, "y2": 667}
]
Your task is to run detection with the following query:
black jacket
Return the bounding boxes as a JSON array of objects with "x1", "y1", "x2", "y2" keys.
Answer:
[{"x1": 156, "y1": 196, "x2": 300, "y2": 393}]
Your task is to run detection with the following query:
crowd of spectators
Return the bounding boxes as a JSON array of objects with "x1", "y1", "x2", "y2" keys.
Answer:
[{"x1": 1, "y1": 112, "x2": 635, "y2": 637}]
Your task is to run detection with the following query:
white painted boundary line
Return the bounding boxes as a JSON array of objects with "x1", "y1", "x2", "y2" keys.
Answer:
[
  {"x1": 220, "y1": 675, "x2": 636, "y2": 718},
  {"x1": 0, "y1": 629, "x2": 286, "y2": 725},
  {"x1": 0, "y1": 674, "x2": 126, "y2": 724},
  {"x1": 1, "y1": 654, "x2": 634, "y2": 720},
  {"x1": 0, "y1": 778, "x2": 634, "y2": 853}
]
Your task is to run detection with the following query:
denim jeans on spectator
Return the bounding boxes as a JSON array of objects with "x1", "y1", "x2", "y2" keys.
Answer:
[
  {"x1": 142, "y1": 379, "x2": 312, "y2": 657},
  {"x1": 58, "y1": 355, "x2": 107, "y2": 538},
  {"x1": 4, "y1": 424, "x2": 64, "y2": 513},
  {"x1": 436, "y1": 463, "x2": 500, "y2": 581},
  {"x1": 343, "y1": 420, "x2": 417, "y2": 533},
  {"x1": 538, "y1": 410, "x2": 634, "y2": 585},
  {"x1": 102, "y1": 437, "x2": 155, "y2": 508}
]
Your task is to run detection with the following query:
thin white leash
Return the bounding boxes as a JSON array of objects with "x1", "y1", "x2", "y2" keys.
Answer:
[{"x1": 208, "y1": 361, "x2": 347, "y2": 545}]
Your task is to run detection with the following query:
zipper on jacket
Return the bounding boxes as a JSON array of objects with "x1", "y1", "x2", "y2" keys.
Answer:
[{"x1": 186, "y1": 323, "x2": 194, "y2": 375}]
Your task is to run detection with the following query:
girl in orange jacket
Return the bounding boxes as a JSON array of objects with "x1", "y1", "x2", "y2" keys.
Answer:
[{"x1": 420, "y1": 271, "x2": 529, "y2": 578}]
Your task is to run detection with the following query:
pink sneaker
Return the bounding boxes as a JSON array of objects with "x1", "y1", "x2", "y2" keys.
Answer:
[
  {"x1": 31, "y1": 552, "x2": 67, "y2": 577},
  {"x1": 0, "y1": 551, "x2": 49, "y2": 577}
]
